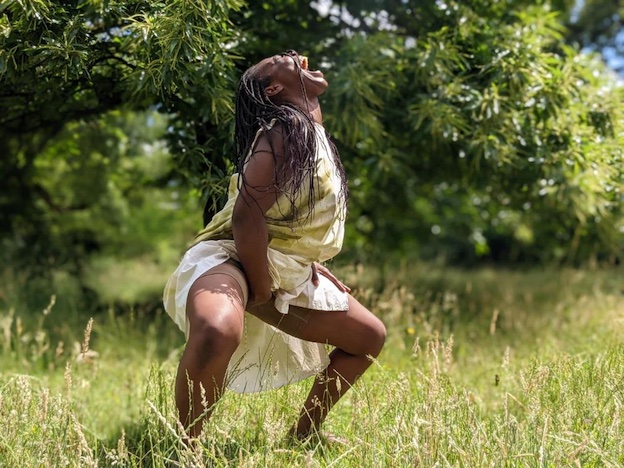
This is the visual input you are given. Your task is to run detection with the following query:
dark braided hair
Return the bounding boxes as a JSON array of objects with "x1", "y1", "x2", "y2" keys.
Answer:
[{"x1": 234, "y1": 50, "x2": 348, "y2": 222}]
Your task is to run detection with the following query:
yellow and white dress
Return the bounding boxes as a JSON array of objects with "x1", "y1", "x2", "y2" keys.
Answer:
[{"x1": 163, "y1": 122, "x2": 348, "y2": 393}]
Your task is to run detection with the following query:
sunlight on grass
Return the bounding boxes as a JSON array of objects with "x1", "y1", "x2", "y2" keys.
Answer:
[
  {"x1": 84, "y1": 256, "x2": 178, "y2": 305},
  {"x1": 1, "y1": 265, "x2": 622, "y2": 466}
]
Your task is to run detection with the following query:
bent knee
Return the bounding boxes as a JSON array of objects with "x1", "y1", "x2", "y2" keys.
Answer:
[
  {"x1": 348, "y1": 316, "x2": 386, "y2": 358},
  {"x1": 187, "y1": 314, "x2": 243, "y2": 358},
  {"x1": 364, "y1": 317, "x2": 386, "y2": 357}
]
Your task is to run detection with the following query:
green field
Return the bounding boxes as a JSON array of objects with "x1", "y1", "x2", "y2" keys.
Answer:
[{"x1": 1, "y1": 265, "x2": 622, "y2": 467}]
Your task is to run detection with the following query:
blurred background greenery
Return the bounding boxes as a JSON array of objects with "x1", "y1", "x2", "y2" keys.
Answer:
[{"x1": 1, "y1": 0, "x2": 622, "y2": 317}]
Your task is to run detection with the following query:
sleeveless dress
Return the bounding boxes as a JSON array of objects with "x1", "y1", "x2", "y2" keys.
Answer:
[{"x1": 163, "y1": 122, "x2": 349, "y2": 393}]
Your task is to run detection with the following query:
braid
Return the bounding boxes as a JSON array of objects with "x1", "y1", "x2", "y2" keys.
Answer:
[{"x1": 234, "y1": 55, "x2": 349, "y2": 221}]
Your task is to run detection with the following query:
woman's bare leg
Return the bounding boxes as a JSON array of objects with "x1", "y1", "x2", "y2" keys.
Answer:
[
  {"x1": 175, "y1": 273, "x2": 246, "y2": 438},
  {"x1": 248, "y1": 294, "x2": 386, "y2": 438}
]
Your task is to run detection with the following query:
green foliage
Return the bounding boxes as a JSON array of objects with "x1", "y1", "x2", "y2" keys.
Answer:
[
  {"x1": 321, "y1": 1, "x2": 624, "y2": 264},
  {"x1": 0, "y1": 0, "x2": 241, "y2": 279},
  {"x1": 565, "y1": 0, "x2": 624, "y2": 72},
  {"x1": 2, "y1": 0, "x2": 624, "y2": 314},
  {"x1": 1, "y1": 110, "x2": 199, "y2": 312}
]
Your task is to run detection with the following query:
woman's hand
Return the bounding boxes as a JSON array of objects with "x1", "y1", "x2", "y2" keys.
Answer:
[{"x1": 311, "y1": 262, "x2": 351, "y2": 293}]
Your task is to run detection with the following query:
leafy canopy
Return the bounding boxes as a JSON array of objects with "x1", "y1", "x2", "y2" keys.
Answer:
[{"x1": 1, "y1": 0, "x2": 622, "y2": 287}]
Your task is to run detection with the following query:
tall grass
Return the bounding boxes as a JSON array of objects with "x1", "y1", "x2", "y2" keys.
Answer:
[{"x1": 1, "y1": 265, "x2": 622, "y2": 466}]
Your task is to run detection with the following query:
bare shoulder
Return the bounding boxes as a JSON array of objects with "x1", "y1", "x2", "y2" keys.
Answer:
[
  {"x1": 249, "y1": 122, "x2": 287, "y2": 173},
  {"x1": 241, "y1": 123, "x2": 286, "y2": 188},
  {"x1": 253, "y1": 122, "x2": 284, "y2": 154}
]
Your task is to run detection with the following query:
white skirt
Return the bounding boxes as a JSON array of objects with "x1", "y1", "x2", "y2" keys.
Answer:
[{"x1": 163, "y1": 240, "x2": 349, "y2": 393}]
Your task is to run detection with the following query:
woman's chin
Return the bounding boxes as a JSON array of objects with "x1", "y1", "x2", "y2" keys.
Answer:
[{"x1": 305, "y1": 78, "x2": 329, "y2": 96}]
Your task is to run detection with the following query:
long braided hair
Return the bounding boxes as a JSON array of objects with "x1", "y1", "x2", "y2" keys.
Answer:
[{"x1": 234, "y1": 50, "x2": 348, "y2": 221}]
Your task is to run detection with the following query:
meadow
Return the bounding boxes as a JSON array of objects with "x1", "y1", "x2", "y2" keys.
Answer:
[{"x1": 1, "y1": 264, "x2": 622, "y2": 467}]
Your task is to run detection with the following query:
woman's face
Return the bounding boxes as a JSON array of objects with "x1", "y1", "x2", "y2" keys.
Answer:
[{"x1": 257, "y1": 50, "x2": 328, "y2": 102}]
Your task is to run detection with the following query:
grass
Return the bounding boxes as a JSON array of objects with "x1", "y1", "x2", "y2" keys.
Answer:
[{"x1": 0, "y1": 264, "x2": 623, "y2": 466}]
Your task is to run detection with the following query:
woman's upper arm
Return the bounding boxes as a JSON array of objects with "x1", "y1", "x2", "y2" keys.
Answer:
[{"x1": 234, "y1": 129, "x2": 284, "y2": 216}]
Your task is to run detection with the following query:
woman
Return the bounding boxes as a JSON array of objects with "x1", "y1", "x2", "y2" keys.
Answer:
[{"x1": 163, "y1": 50, "x2": 386, "y2": 441}]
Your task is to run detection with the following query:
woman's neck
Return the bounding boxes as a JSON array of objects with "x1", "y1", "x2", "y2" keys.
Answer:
[{"x1": 281, "y1": 96, "x2": 322, "y2": 124}]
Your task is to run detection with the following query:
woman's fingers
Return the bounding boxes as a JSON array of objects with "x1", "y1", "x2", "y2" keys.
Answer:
[
  {"x1": 313, "y1": 263, "x2": 351, "y2": 293},
  {"x1": 311, "y1": 262, "x2": 320, "y2": 286}
]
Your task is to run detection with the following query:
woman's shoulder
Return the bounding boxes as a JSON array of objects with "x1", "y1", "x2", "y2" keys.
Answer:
[
  {"x1": 262, "y1": 120, "x2": 284, "y2": 139},
  {"x1": 253, "y1": 121, "x2": 284, "y2": 155}
]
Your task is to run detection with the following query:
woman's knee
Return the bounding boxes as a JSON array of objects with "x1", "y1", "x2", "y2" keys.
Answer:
[
  {"x1": 187, "y1": 309, "x2": 244, "y2": 360},
  {"x1": 347, "y1": 297, "x2": 386, "y2": 357},
  {"x1": 363, "y1": 315, "x2": 386, "y2": 357}
]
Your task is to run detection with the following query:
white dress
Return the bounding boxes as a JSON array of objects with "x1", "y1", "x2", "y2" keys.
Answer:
[{"x1": 163, "y1": 122, "x2": 349, "y2": 393}]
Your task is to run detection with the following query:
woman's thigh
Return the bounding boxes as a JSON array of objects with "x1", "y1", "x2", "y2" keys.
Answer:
[{"x1": 248, "y1": 295, "x2": 386, "y2": 357}]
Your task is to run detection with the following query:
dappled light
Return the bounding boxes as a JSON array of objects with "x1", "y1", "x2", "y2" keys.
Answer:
[{"x1": 1, "y1": 0, "x2": 622, "y2": 465}]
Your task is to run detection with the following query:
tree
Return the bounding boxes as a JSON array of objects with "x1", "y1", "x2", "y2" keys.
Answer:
[
  {"x1": 309, "y1": 0, "x2": 624, "y2": 264},
  {"x1": 564, "y1": 0, "x2": 624, "y2": 73},
  {"x1": 2, "y1": 0, "x2": 622, "y2": 294},
  {"x1": 1, "y1": 0, "x2": 242, "y2": 274}
]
